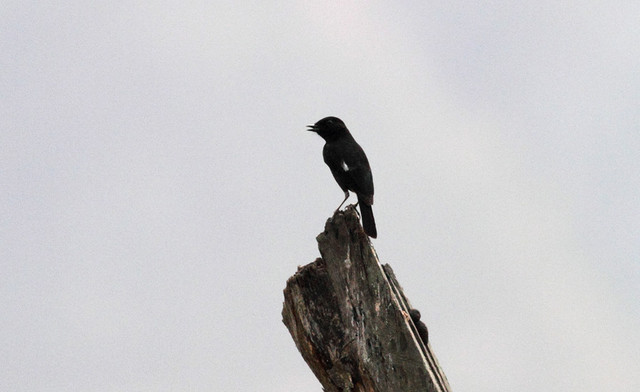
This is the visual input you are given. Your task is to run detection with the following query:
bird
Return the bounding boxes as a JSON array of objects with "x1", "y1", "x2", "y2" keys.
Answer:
[
  {"x1": 409, "y1": 309, "x2": 429, "y2": 345},
  {"x1": 306, "y1": 116, "x2": 377, "y2": 238}
]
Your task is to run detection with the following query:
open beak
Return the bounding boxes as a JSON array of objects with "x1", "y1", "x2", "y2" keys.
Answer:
[{"x1": 306, "y1": 124, "x2": 317, "y2": 132}]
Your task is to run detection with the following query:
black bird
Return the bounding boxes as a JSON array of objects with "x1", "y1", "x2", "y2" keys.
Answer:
[
  {"x1": 409, "y1": 308, "x2": 429, "y2": 345},
  {"x1": 307, "y1": 116, "x2": 377, "y2": 238}
]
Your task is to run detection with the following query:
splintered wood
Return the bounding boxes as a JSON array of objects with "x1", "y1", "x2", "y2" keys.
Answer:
[{"x1": 282, "y1": 207, "x2": 451, "y2": 392}]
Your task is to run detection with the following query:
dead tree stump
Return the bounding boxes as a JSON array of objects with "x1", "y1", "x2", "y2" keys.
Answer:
[{"x1": 282, "y1": 207, "x2": 451, "y2": 392}]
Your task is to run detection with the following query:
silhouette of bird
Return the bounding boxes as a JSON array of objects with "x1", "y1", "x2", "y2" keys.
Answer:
[{"x1": 307, "y1": 116, "x2": 377, "y2": 238}]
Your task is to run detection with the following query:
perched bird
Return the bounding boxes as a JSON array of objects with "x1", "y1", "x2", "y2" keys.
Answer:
[
  {"x1": 409, "y1": 309, "x2": 429, "y2": 345},
  {"x1": 306, "y1": 116, "x2": 377, "y2": 238}
]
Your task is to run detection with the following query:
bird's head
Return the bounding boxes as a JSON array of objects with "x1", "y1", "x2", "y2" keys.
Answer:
[{"x1": 306, "y1": 116, "x2": 348, "y2": 141}]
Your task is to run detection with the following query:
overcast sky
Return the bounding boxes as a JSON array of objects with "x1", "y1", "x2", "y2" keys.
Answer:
[{"x1": 2, "y1": 1, "x2": 639, "y2": 391}]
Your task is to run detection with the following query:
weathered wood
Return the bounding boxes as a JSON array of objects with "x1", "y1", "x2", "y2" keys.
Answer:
[{"x1": 282, "y1": 207, "x2": 452, "y2": 392}]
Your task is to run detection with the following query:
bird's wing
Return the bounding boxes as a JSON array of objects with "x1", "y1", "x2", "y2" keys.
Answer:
[
  {"x1": 323, "y1": 144, "x2": 351, "y2": 192},
  {"x1": 348, "y1": 162, "x2": 374, "y2": 199},
  {"x1": 323, "y1": 140, "x2": 374, "y2": 199},
  {"x1": 342, "y1": 144, "x2": 374, "y2": 198}
]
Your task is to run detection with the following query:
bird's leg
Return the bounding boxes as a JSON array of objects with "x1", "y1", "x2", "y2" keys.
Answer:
[{"x1": 334, "y1": 191, "x2": 350, "y2": 213}]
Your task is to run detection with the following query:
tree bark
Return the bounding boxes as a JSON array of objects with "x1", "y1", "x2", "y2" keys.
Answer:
[{"x1": 282, "y1": 207, "x2": 452, "y2": 392}]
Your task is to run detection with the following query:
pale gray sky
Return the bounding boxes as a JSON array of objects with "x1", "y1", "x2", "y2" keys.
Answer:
[{"x1": 2, "y1": 1, "x2": 639, "y2": 391}]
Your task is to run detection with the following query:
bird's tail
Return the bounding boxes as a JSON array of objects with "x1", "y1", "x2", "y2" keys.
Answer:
[{"x1": 357, "y1": 196, "x2": 377, "y2": 238}]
